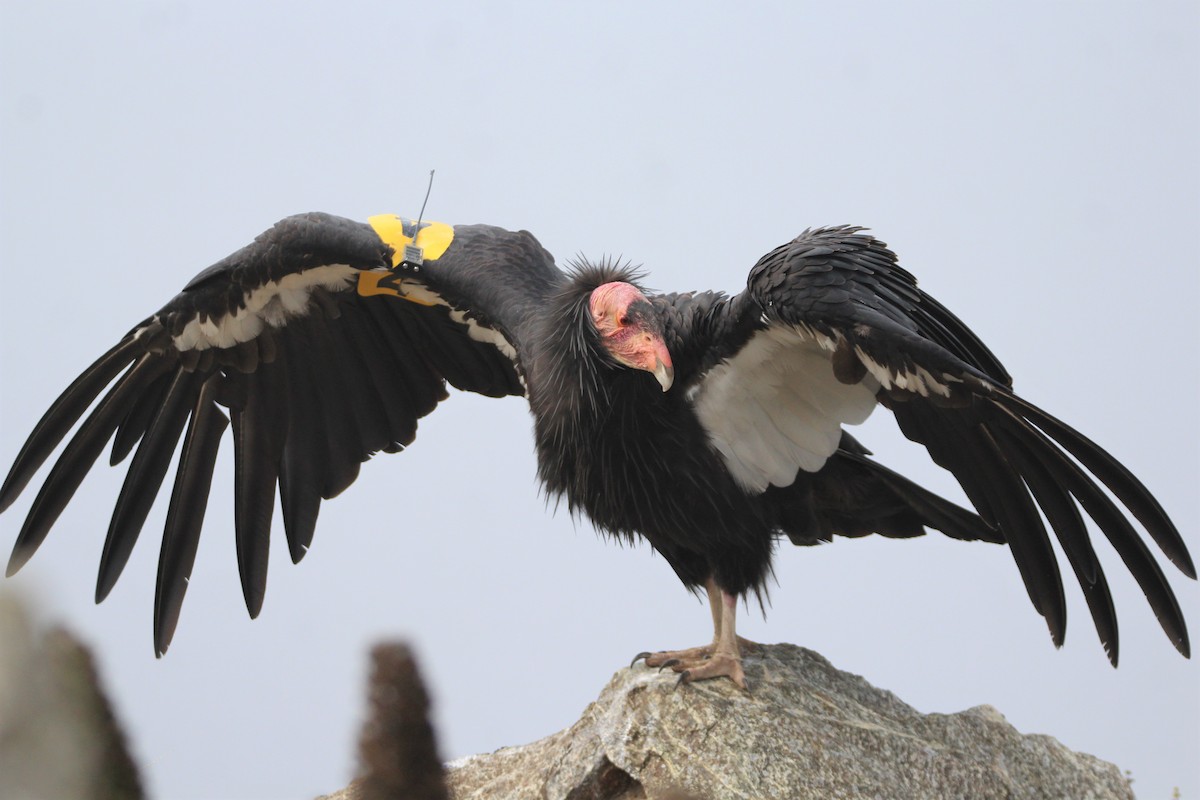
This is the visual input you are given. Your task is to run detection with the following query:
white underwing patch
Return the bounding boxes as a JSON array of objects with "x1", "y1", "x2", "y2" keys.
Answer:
[
  {"x1": 692, "y1": 326, "x2": 880, "y2": 493},
  {"x1": 164, "y1": 266, "x2": 522, "y2": 388},
  {"x1": 791, "y1": 322, "x2": 839, "y2": 352},
  {"x1": 854, "y1": 346, "x2": 956, "y2": 398},
  {"x1": 171, "y1": 264, "x2": 358, "y2": 351}
]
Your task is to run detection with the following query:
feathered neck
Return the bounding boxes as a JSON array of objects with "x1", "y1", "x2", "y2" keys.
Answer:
[
  {"x1": 528, "y1": 259, "x2": 646, "y2": 417},
  {"x1": 526, "y1": 259, "x2": 663, "y2": 507}
]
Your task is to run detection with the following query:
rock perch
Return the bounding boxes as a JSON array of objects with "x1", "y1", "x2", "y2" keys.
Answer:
[{"x1": 328, "y1": 643, "x2": 1133, "y2": 800}]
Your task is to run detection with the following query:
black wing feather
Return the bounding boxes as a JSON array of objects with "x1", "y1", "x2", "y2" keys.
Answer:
[
  {"x1": 342, "y1": 305, "x2": 425, "y2": 448},
  {"x1": 989, "y1": 402, "x2": 1190, "y2": 657},
  {"x1": 231, "y1": 361, "x2": 288, "y2": 620},
  {"x1": 386, "y1": 300, "x2": 484, "y2": 395},
  {"x1": 110, "y1": 369, "x2": 175, "y2": 466},
  {"x1": 974, "y1": 420, "x2": 1066, "y2": 644},
  {"x1": 844, "y1": 455, "x2": 1001, "y2": 544},
  {"x1": 988, "y1": 417, "x2": 1119, "y2": 662},
  {"x1": 364, "y1": 299, "x2": 452, "y2": 414},
  {"x1": 275, "y1": 331, "x2": 329, "y2": 565},
  {"x1": 0, "y1": 336, "x2": 144, "y2": 512},
  {"x1": 329, "y1": 308, "x2": 399, "y2": 455},
  {"x1": 894, "y1": 396, "x2": 1067, "y2": 642},
  {"x1": 154, "y1": 377, "x2": 228, "y2": 655},
  {"x1": 302, "y1": 311, "x2": 367, "y2": 494},
  {"x1": 998, "y1": 393, "x2": 1194, "y2": 578},
  {"x1": 97, "y1": 367, "x2": 206, "y2": 602},
  {"x1": 7, "y1": 354, "x2": 174, "y2": 575}
]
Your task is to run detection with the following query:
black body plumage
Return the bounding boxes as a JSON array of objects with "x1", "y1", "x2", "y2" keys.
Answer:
[{"x1": 0, "y1": 213, "x2": 1192, "y2": 664}]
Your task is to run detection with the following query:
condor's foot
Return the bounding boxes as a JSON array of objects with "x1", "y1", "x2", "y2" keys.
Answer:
[
  {"x1": 631, "y1": 637, "x2": 760, "y2": 670},
  {"x1": 632, "y1": 644, "x2": 712, "y2": 669},
  {"x1": 632, "y1": 577, "x2": 754, "y2": 689},
  {"x1": 674, "y1": 652, "x2": 747, "y2": 690}
]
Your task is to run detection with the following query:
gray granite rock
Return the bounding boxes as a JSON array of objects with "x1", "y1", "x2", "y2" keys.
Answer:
[{"x1": 437, "y1": 643, "x2": 1132, "y2": 800}]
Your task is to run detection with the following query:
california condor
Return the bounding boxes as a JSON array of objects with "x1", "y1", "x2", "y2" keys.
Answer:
[{"x1": 1, "y1": 212, "x2": 1193, "y2": 685}]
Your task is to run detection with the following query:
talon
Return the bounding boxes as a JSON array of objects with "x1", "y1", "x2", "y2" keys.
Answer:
[
  {"x1": 658, "y1": 658, "x2": 681, "y2": 672},
  {"x1": 675, "y1": 670, "x2": 692, "y2": 688},
  {"x1": 631, "y1": 651, "x2": 653, "y2": 668}
]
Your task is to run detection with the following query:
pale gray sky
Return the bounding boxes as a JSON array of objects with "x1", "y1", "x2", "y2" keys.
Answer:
[{"x1": 2, "y1": 2, "x2": 1197, "y2": 798}]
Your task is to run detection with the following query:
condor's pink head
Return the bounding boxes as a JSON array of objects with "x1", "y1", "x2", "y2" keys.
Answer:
[{"x1": 589, "y1": 282, "x2": 674, "y2": 392}]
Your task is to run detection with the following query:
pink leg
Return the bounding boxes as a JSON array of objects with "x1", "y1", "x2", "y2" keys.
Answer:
[{"x1": 633, "y1": 577, "x2": 756, "y2": 689}]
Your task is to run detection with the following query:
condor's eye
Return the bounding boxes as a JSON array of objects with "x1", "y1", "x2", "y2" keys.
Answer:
[{"x1": 618, "y1": 313, "x2": 630, "y2": 327}]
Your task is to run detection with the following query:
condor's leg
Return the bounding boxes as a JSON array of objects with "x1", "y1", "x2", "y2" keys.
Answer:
[
  {"x1": 672, "y1": 580, "x2": 748, "y2": 688},
  {"x1": 633, "y1": 577, "x2": 755, "y2": 688}
]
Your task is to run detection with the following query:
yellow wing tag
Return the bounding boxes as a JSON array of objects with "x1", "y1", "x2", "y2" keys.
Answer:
[{"x1": 358, "y1": 214, "x2": 455, "y2": 300}]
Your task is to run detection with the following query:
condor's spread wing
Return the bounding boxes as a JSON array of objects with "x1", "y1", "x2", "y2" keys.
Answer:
[
  {"x1": 684, "y1": 226, "x2": 1194, "y2": 664},
  {"x1": 0, "y1": 211, "x2": 560, "y2": 654}
]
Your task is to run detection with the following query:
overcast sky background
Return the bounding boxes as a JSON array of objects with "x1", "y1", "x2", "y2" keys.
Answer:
[{"x1": 1, "y1": 3, "x2": 1197, "y2": 798}]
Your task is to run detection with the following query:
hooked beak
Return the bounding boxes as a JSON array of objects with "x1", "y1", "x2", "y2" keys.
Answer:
[{"x1": 653, "y1": 357, "x2": 674, "y2": 392}]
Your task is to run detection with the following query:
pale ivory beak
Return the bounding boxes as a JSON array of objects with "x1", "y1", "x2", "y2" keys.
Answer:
[{"x1": 654, "y1": 358, "x2": 675, "y2": 392}]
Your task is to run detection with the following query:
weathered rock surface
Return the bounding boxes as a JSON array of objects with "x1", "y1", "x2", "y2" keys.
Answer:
[{"x1": 422, "y1": 643, "x2": 1131, "y2": 800}]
